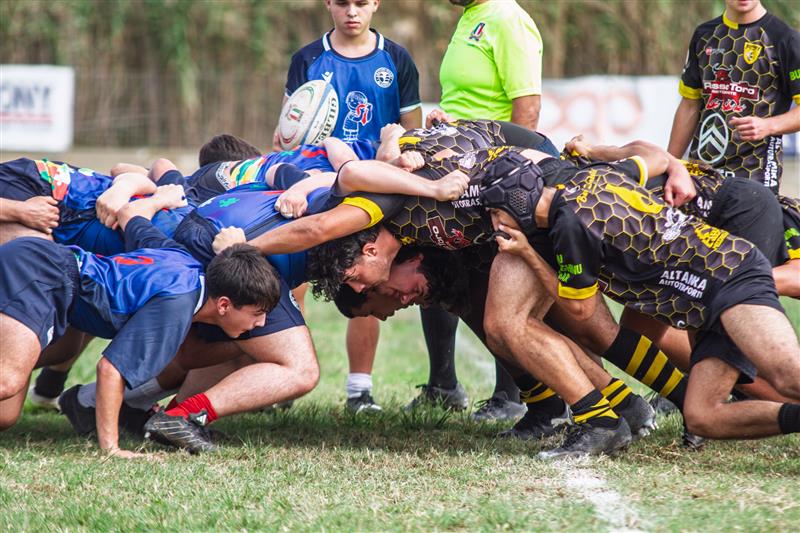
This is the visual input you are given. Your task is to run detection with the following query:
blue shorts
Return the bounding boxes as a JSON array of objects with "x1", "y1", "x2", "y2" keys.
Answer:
[
  {"x1": 0, "y1": 158, "x2": 51, "y2": 201},
  {"x1": 173, "y1": 212, "x2": 305, "y2": 340},
  {"x1": 0, "y1": 238, "x2": 79, "y2": 350}
]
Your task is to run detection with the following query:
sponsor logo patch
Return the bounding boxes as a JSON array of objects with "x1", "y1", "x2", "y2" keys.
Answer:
[
  {"x1": 743, "y1": 42, "x2": 762, "y2": 65},
  {"x1": 659, "y1": 269, "x2": 708, "y2": 299},
  {"x1": 703, "y1": 67, "x2": 759, "y2": 113},
  {"x1": 469, "y1": 22, "x2": 486, "y2": 42},
  {"x1": 697, "y1": 112, "x2": 729, "y2": 165}
]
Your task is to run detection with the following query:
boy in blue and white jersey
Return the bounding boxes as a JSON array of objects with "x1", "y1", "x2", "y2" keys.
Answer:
[{"x1": 0, "y1": 186, "x2": 280, "y2": 458}]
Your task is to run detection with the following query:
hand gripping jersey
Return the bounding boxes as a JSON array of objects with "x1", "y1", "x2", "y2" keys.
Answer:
[
  {"x1": 330, "y1": 146, "x2": 525, "y2": 250},
  {"x1": 192, "y1": 186, "x2": 332, "y2": 289},
  {"x1": 679, "y1": 12, "x2": 800, "y2": 191},
  {"x1": 285, "y1": 30, "x2": 421, "y2": 143},
  {"x1": 543, "y1": 158, "x2": 759, "y2": 330}
]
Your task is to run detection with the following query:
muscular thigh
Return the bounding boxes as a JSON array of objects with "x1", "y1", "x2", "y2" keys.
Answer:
[
  {"x1": 235, "y1": 325, "x2": 316, "y2": 368},
  {"x1": 547, "y1": 294, "x2": 618, "y2": 353},
  {"x1": 486, "y1": 253, "x2": 553, "y2": 324}
]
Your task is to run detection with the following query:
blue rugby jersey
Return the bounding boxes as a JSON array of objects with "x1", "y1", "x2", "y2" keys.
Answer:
[
  {"x1": 194, "y1": 186, "x2": 332, "y2": 288},
  {"x1": 285, "y1": 30, "x2": 420, "y2": 144}
]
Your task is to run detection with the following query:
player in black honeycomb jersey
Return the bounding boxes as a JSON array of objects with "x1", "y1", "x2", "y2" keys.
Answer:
[
  {"x1": 480, "y1": 149, "x2": 800, "y2": 440},
  {"x1": 668, "y1": 0, "x2": 800, "y2": 192}
]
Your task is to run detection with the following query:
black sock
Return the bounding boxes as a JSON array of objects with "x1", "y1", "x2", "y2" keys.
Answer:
[
  {"x1": 34, "y1": 368, "x2": 70, "y2": 399},
  {"x1": 420, "y1": 305, "x2": 459, "y2": 389},
  {"x1": 571, "y1": 390, "x2": 619, "y2": 428},
  {"x1": 515, "y1": 376, "x2": 565, "y2": 416},
  {"x1": 602, "y1": 327, "x2": 686, "y2": 411},
  {"x1": 492, "y1": 361, "x2": 521, "y2": 403},
  {"x1": 778, "y1": 403, "x2": 800, "y2": 434}
]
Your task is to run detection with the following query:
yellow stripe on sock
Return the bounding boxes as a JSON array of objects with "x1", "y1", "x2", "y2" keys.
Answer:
[
  {"x1": 525, "y1": 387, "x2": 556, "y2": 404},
  {"x1": 641, "y1": 352, "x2": 668, "y2": 387},
  {"x1": 625, "y1": 336, "x2": 652, "y2": 376},
  {"x1": 573, "y1": 400, "x2": 619, "y2": 424},
  {"x1": 601, "y1": 379, "x2": 625, "y2": 397},
  {"x1": 659, "y1": 369, "x2": 685, "y2": 397},
  {"x1": 606, "y1": 387, "x2": 632, "y2": 409}
]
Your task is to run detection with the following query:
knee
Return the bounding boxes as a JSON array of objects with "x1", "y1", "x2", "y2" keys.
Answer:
[
  {"x1": 484, "y1": 314, "x2": 512, "y2": 355},
  {"x1": 682, "y1": 402, "x2": 720, "y2": 438},
  {"x1": 0, "y1": 378, "x2": 25, "y2": 402},
  {"x1": 290, "y1": 350, "x2": 320, "y2": 396},
  {"x1": 0, "y1": 410, "x2": 21, "y2": 431},
  {"x1": 770, "y1": 374, "x2": 800, "y2": 401}
]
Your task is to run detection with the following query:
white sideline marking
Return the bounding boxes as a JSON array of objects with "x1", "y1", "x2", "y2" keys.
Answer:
[
  {"x1": 557, "y1": 460, "x2": 646, "y2": 532},
  {"x1": 455, "y1": 330, "x2": 647, "y2": 532}
]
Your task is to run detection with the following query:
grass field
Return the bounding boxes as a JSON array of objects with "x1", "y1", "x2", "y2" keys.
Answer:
[{"x1": 2, "y1": 296, "x2": 799, "y2": 532}]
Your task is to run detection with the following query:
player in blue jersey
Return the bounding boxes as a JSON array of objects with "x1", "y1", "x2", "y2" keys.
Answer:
[
  {"x1": 0, "y1": 185, "x2": 281, "y2": 458},
  {"x1": 277, "y1": 0, "x2": 423, "y2": 412}
]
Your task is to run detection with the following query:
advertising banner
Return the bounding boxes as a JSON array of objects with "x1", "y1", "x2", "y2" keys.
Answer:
[{"x1": 0, "y1": 65, "x2": 74, "y2": 152}]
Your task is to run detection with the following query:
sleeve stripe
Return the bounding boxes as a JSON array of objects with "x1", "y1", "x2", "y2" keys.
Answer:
[
  {"x1": 788, "y1": 248, "x2": 800, "y2": 260},
  {"x1": 399, "y1": 102, "x2": 422, "y2": 114},
  {"x1": 679, "y1": 80, "x2": 702, "y2": 100},
  {"x1": 793, "y1": 95, "x2": 800, "y2": 106},
  {"x1": 557, "y1": 282, "x2": 598, "y2": 300},
  {"x1": 341, "y1": 197, "x2": 385, "y2": 228},
  {"x1": 630, "y1": 155, "x2": 648, "y2": 186}
]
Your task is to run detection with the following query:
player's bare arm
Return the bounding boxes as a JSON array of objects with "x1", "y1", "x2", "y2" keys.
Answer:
[
  {"x1": 510, "y1": 95, "x2": 541, "y2": 131},
  {"x1": 375, "y1": 123, "x2": 405, "y2": 162},
  {"x1": 730, "y1": 106, "x2": 800, "y2": 142},
  {"x1": 399, "y1": 107, "x2": 422, "y2": 131},
  {"x1": 565, "y1": 136, "x2": 695, "y2": 206},
  {"x1": 667, "y1": 97, "x2": 702, "y2": 158},
  {"x1": 321, "y1": 137, "x2": 359, "y2": 170},
  {"x1": 116, "y1": 184, "x2": 188, "y2": 231},
  {"x1": 214, "y1": 203, "x2": 372, "y2": 256},
  {"x1": 95, "y1": 172, "x2": 160, "y2": 229},
  {"x1": 275, "y1": 172, "x2": 338, "y2": 219},
  {"x1": 109, "y1": 162, "x2": 149, "y2": 178},
  {"x1": 0, "y1": 197, "x2": 59, "y2": 233},
  {"x1": 336, "y1": 160, "x2": 469, "y2": 201},
  {"x1": 95, "y1": 356, "x2": 146, "y2": 458}
]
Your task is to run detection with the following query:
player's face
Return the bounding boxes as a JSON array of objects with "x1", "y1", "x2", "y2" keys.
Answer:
[
  {"x1": 352, "y1": 291, "x2": 408, "y2": 321},
  {"x1": 217, "y1": 300, "x2": 268, "y2": 338},
  {"x1": 326, "y1": 0, "x2": 378, "y2": 37},
  {"x1": 376, "y1": 256, "x2": 428, "y2": 305},
  {"x1": 343, "y1": 253, "x2": 391, "y2": 293},
  {"x1": 488, "y1": 208, "x2": 522, "y2": 232},
  {"x1": 724, "y1": 0, "x2": 761, "y2": 16}
]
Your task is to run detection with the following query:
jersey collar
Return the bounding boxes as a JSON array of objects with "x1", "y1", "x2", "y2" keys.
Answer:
[{"x1": 322, "y1": 29, "x2": 384, "y2": 54}]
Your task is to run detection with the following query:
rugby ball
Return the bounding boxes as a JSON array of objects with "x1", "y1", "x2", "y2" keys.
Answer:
[{"x1": 278, "y1": 80, "x2": 339, "y2": 150}]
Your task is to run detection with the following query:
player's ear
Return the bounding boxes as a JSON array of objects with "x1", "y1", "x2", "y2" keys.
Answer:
[
  {"x1": 215, "y1": 296, "x2": 232, "y2": 316},
  {"x1": 362, "y1": 241, "x2": 379, "y2": 258}
]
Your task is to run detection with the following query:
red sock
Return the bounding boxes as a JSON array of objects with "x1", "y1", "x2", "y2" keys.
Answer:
[
  {"x1": 165, "y1": 393, "x2": 218, "y2": 424},
  {"x1": 164, "y1": 397, "x2": 179, "y2": 411}
]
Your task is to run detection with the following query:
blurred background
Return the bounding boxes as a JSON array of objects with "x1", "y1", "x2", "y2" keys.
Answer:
[{"x1": 1, "y1": 0, "x2": 798, "y2": 191}]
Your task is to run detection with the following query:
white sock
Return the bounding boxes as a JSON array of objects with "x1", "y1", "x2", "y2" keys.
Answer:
[
  {"x1": 346, "y1": 373, "x2": 373, "y2": 399},
  {"x1": 76, "y1": 378, "x2": 173, "y2": 410},
  {"x1": 77, "y1": 383, "x2": 97, "y2": 408},
  {"x1": 123, "y1": 378, "x2": 172, "y2": 410}
]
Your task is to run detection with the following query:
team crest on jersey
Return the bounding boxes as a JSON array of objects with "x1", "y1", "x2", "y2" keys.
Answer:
[
  {"x1": 374, "y1": 67, "x2": 394, "y2": 88},
  {"x1": 703, "y1": 67, "x2": 759, "y2": 113},
  {"x1": 469, "y1": 22, "x2": 485, "y2": 42},
  {"x1": 743, "y1": 42, "x2": 762, "y2": 65}
]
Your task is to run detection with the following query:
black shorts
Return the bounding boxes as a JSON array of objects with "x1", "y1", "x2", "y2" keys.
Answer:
[
  {"x1": 0, "y1": 238, "x2": 78, "y2": 350},
  {"x1": 184, "y1": 162, "x2": 229, "y2": 206},
  {"x1": 0, "y1": 158, "x2": 50, "y2": 201},
  {"x1": 692, "y1": 249, "x2": 785, "y2": 383},
  {"x1": 708, "y1": 177, "x2": 785, "y2": 266},
  {"x1": 173, "y1": 212, "x2": 306, "y2": 341}
]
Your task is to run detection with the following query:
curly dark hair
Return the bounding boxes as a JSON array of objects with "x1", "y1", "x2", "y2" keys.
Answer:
[
  {"x1": 198, "y1": 133, "x2": 261, "y2": 167},
  {"x1": 306, "y1": 226, "x2": 382, "y2": 301},
  {"x1": 408, "y1": 247, "x2": 470, "y2": 314}
]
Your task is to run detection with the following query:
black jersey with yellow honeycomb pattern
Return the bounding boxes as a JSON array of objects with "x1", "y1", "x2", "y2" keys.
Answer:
[
  {"x1": 546, "y1": 158, "x2": 756, "y2": 330},
  {"x1": 331, "y1": 146, "x2": 522, "y2": 251},
  {"x1": 397, "y1": 120, "x2": 503, "y2": 159},
  {"x1": 679, "y1": 12, "x2": 800, "y2": 192},
  {"x1": 780, "y1": 195, "x2": 800, "y2": 260},
  {"x1": 559, "y1": 149, "x2": 727, "y2": 221}
]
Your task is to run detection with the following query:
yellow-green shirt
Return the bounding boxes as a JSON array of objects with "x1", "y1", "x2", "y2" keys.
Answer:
[{"x1": 439, "y1": 0, "x2": 543, "y2": 120}]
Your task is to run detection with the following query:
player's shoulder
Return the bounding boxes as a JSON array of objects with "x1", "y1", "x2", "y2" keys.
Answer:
[
  {"x1": 759, "y1": 12, "x2": 800, "y2": 42},
  {"x1": 380, "y1": 34, "x2": 417, "y2": 67},
  {"x1": 688, "y1": 15, "x2": 722, "y2": 44},
  {"x1": 291, "y1": 36, "x2": 327, "y2": 65}
]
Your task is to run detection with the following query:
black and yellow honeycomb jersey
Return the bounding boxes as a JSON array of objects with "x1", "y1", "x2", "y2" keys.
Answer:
[
  {"x1": 547, "y1": 158, "x2": 756, "y2": 330},
  {"x1": 559, "y1": 150, "x2": 727, "y2": 221},
  {"x1": 332, "y1": 146, "x2": 522, "y2": 251},
  {"x1": 397, "y1": 119, "x2": 503, "y2": 159},
  {"x1": 679, "y1": 11, "x2": 800, "y2": 192},
  {"x1": 780, "y1": 195, "x2": 800, "y2": 260}
]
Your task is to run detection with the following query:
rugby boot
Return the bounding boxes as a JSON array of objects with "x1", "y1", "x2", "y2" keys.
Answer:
[
  {"x1": 58, "y1": 385, "x2": 97, "y2": 437},
  {"x1": 403, "y1": 382, "x2": 469, "y2": 412},
  {"x1": 682, "y1": 422, "x2": 706, "y2": 451},
  {"x1": 615, "y1": 393, "x2": 657, "y2": 439},
  {"x1": 28, "y1": 385, "x2": 61, "y2": 411},
  {"x1": 471, "y1": 392, "x2": 527, "y2": 422},
  {"x1": 345, "y1": 391, "x2": 383, "y2": 414},
  {"x1": 143, "y1": 410, "x2": 217, "y2": 453},
  {"x1": 538, "y1": 419, "x2": 632, "y2": 460},
  {"x1": 646, "y1": 391, "x2": 678, "y2": 416},
  {"x1": 497, "y1": 403, "x2": 571, "y2": 440}
]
